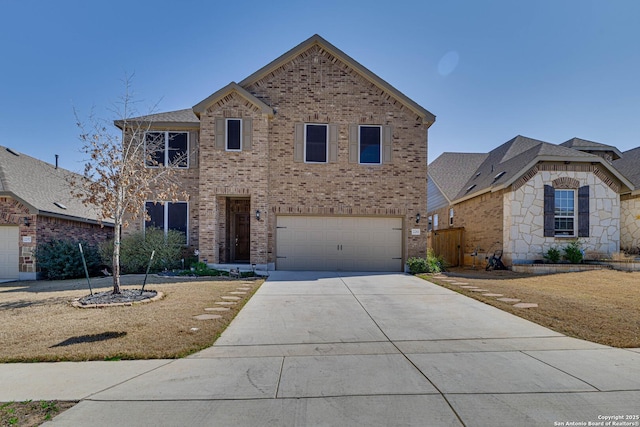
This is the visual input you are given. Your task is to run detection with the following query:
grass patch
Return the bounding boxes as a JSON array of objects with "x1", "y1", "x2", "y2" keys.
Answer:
[
  {"x1": 420, "y1": 268, "x2": 640, "y2": 348},
  {"x1": 0, "y1": 274, "x2": 263, "y2": 362},
  {"x1": 0, "y1": 400, "x2": 76, "y2": 426}
]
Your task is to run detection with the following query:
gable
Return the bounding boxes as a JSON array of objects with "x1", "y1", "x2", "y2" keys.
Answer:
[
  {"x1": 238, "y1": 34, "x2": 435, "y2": 125},
  {"x1": 193, "y1": 82, "x2": 274, "y2": 117}
]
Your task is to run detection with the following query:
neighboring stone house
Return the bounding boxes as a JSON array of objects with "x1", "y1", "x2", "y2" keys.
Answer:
[
  {"x1": 613, "y1": 147, "x2": 640, "y2": 252},
  {"x1": 427, "y1": 136, "x2": 633, "y2": 266},
  {"x1": 0, "y1": 146, "x2": 113, "y2": 280},
  {"x1": 122, "y1": 34, "x2": 435, "y2": 271}
]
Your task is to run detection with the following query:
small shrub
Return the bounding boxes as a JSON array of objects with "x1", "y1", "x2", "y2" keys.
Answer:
[
  {"x1": 35, "y1": 240, "x2": 101, "y2": 280},
  {"x1": 543, "y1": 246, "x2": 561, "y2": 263},
  {"x1": 563, "y1": 240, "x2": 584, "y2": 264},
  {"x1": 407, "y1": 250, "x2": 446, "y2": 274},
  {"x1": 407, "y1": 257, "x2": 429, "y2": 274}
]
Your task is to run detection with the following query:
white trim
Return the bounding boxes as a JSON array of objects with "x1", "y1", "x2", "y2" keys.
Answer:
[
  {"x1": 225, "y1": 118, "x2": 243, "y2": 152},
  {"x1": 358, "y1": 125, "x2": 383, "y2": 165},
  {"x1": 144, "y1": 131, "x2": 190, "y2": 169},
  {"x1": 303, "y1": 123, "x2": 329, "y2": 164}
]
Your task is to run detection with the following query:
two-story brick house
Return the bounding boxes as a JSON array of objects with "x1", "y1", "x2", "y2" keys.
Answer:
[{"x1": 125, "y1": 35, "x2": 435, "y2": 271}]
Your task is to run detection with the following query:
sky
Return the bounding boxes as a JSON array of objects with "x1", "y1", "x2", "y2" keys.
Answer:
[{"x1": 1, "y1": 0, "x2": 639, "y2": 173}]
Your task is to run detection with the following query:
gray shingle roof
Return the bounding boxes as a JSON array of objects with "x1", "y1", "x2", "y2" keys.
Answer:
[
  {"x1": 428, "y1": 152, "x2": 488, "y2": 201},
  {"x1": 0, "y1": 146, "x2": 112, "y2": 224},
  {"x1": 115, "y1": 108, "x2": 199, "y2": 129},
  {"x1": 429, "y1": 135, "x2": 607, "y2": 204},
  {"x1": 613, "y1": 147, "x2": 640, "y2": 188},
  {"x1": 560, "y1": 137, "x2": 622, "y2": 160}
]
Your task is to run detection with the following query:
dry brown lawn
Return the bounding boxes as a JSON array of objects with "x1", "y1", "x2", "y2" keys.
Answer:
[
  {"x1": 421, "y1": 268, "x2": 640, "y2": 348},
  {"x1": 0, "y1": 274, "x2": 263, "y2": 362}
]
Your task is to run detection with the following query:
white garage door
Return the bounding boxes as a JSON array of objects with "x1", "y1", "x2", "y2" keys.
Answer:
[
  {"x1": 0, "y1": 226, "x2": 19, "y2": 279},
  {"x1": 276, "y1": 216, "x2": 403, "y2": 271}
]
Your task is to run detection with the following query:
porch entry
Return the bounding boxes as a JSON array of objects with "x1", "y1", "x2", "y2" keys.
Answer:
[{"x1": 226, "y1": 198, "x2": 251, "y2": 263}]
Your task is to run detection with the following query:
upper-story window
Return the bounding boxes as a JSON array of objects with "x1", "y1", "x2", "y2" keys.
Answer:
[
  {"x1": 226, "y1": 119, "x2": 242, "y2": 151},
  {"x1": 145, "y1": 131, "x2": 188, "y2": 168},
  {"x1": 305, "y1": 124, "x2": 328, "y2": 163},
  {"x1": 554, "y1": 189, "x2": 575, "y2": 236},
  {"x1": 359, "y1": 125, "x2": 382, "y2": 164}
]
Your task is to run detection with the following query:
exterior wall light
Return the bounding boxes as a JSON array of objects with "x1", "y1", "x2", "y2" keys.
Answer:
[
  {"x1": 256, "y1": 210, "x2": 261, "y2": 221},
  {"x1": 23, "y1": 216, "x2": 30, "y2": 227},
  {"x1": 415, "y1": 213, "x2": 421, "y2": 224}
]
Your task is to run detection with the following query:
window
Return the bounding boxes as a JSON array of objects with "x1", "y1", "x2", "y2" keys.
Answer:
[
  {"x1": 145, "y1": 201, "x2": 188, "y2": 243},
  {"x1": 544, "y1": 185, "x2": 589, "y2": 238},
  {"x1": 359, "y1": 126, "x2": 382, "y2": 164},
  {"x1": 226, "y1": 119, "x2": 242, "y2": 151},
  {"x1": 427, "y1": 215, "x2": 433, "y2": 231},
  {"x1": 433, "y1": 214, "x2": 439, "y2": 230},
  {"x1": 145, "y1": 132, "x2": 188, "y2": 168},
  {"x1": 554, "y1": 189, "x2": 575, "y2": 236},
  {"x1": 449, "y1": 208, "x2": 454, "y2": 226},
  {"x1": 305, "y1": 124, "x2": 328, "y2": 163}
]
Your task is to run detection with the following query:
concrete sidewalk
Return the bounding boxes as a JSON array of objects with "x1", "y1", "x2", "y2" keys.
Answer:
[{"x1": 2, "y1": 271, "x2": 638, "y2": 426}]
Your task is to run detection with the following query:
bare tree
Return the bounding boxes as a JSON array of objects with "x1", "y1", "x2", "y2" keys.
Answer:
[{"x1": 72, "y1": 77, "x2": 188, "y2": 294}]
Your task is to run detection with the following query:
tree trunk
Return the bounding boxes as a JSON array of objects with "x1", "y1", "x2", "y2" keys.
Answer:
[{"x1": 112, "y1": 222, "x2": 122, "y2": 294}]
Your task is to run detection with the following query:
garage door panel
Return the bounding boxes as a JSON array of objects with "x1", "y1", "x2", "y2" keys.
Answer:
[
  {"x1": 276, "y1": 216, "x2": 402, "y2": 272},
  {"x1": 0, "y1": 226, "x2": 19, "y2": 279}
]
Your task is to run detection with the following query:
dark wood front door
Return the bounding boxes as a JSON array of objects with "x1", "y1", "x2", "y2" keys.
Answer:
[{"x1": 234, "y1": 213, "x2": 250, "y2": 262}]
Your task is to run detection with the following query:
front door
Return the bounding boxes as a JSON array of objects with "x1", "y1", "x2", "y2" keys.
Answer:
[{"x1": 234, "y1": 213, "x2": 250, "y2": 262}]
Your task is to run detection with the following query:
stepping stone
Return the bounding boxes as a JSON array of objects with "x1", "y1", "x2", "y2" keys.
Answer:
[
  {"x1": 470, "y1": 289, "x2": 489, "y2": 292},
  {"x1": 450, "y1": 282, "x2": 469, "y2": 285},
  {"x1": 215, "y1": 301, "x2": 236, "y2": 305},
  {"x1": 482, "y1": 293, "x2": 504, "y2": 297},
  {"x1": 193, "y1": 314, "x2": 222, "y2": 320},
  {"x1": 497, "y1": 298, "x2": 521, "y2": 303},
  {"x1": 237, "y1": 287, "x2": 251, "y2": 291},
  {"x1": 442, "y1": 279, "x2": 457, "y2": 282},
  {"x1": 205, "y1": 307, "x2": 230, "y2": 312},
  {"x1": 513, "y1": 303, "x2": 538, "y2": 309},
  {"x1": 460, "y1": 286, "x2": 479, "y2": 289},
  {"x1": 229, "y1": 291, "x2": 247, "y2": 295},
  {"x1": 221, "y1": 296, "x2": 241, "y2": 300}
]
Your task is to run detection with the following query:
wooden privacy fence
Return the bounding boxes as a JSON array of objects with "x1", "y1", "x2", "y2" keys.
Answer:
[{"x1": 430, "y1": 227, "x2": 464, "y2": 267}]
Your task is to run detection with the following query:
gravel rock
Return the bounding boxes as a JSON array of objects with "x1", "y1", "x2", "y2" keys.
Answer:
[{"x1": 77, "y1": 289, "x2": 158, "y2": 305}]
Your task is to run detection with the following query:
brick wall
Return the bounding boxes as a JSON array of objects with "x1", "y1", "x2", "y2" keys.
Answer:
[
  {"x1": 245, "y1": 45, "x2": 429, "y2": 264},
  {"x1": 1, "y1": 196, "x2": 113, "y2": 277},
  {"x1": 428, "y1": 190, "x2": 504, "y2": 265}
]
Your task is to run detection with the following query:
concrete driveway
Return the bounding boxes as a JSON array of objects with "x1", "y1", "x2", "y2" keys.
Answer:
[{"x1": 9, "y1": 271, "x2": 640, "y2": 425}]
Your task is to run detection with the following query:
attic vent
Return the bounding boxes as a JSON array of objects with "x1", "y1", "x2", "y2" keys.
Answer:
[
  {"x1": 493, "y1": 171, "x2": 506, "y2": 181},
  {"x1": 466, "y1": 184, "x2": 477, "y2": 192},
  {"x1": 5, "y1": 147, "x2": 19, "y2": 156},
  {"x1": 474, "y1": 172, "x2": 481, "y2": 179},
  {"x1": 54, "y1": 202, "x2": 67, "y2": 210}
]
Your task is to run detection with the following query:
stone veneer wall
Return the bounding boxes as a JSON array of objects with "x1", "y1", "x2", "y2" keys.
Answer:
[
  {"x1": 504, "y1": 169, "x2": 620, "y2": 264},
  {"x1": 620, "y1": 193, "x2": 640, "y2": 251}
]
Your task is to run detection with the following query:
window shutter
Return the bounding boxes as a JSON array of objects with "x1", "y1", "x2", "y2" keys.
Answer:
[
  {"x1": 242, "y1": 118, "x2": 252, "y2": 151},
  {"x1": 215, "y1": 118, "x2": 225, "y2": 150},
  {"x1": 189, "y1": 131, "x2": 198, "y2": 167},
  {"x1": 578, "y1": 185, "x2": 590, "y2": 237},
  {"x1": 382, "y1": 125, "x2": 393, "y2": 163},
  {"x1": 348, "y1": 124, "x2": 358, "y2": 163},
  {"x1": 544, "y1": 185, "x2": 555, "y2": 237},
  {"x1": 294, "y1": 123, "x2": 304, "y2": 162},
  {"x1": 329, "y1": 124, "x2": 338, "y2": 163}
]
